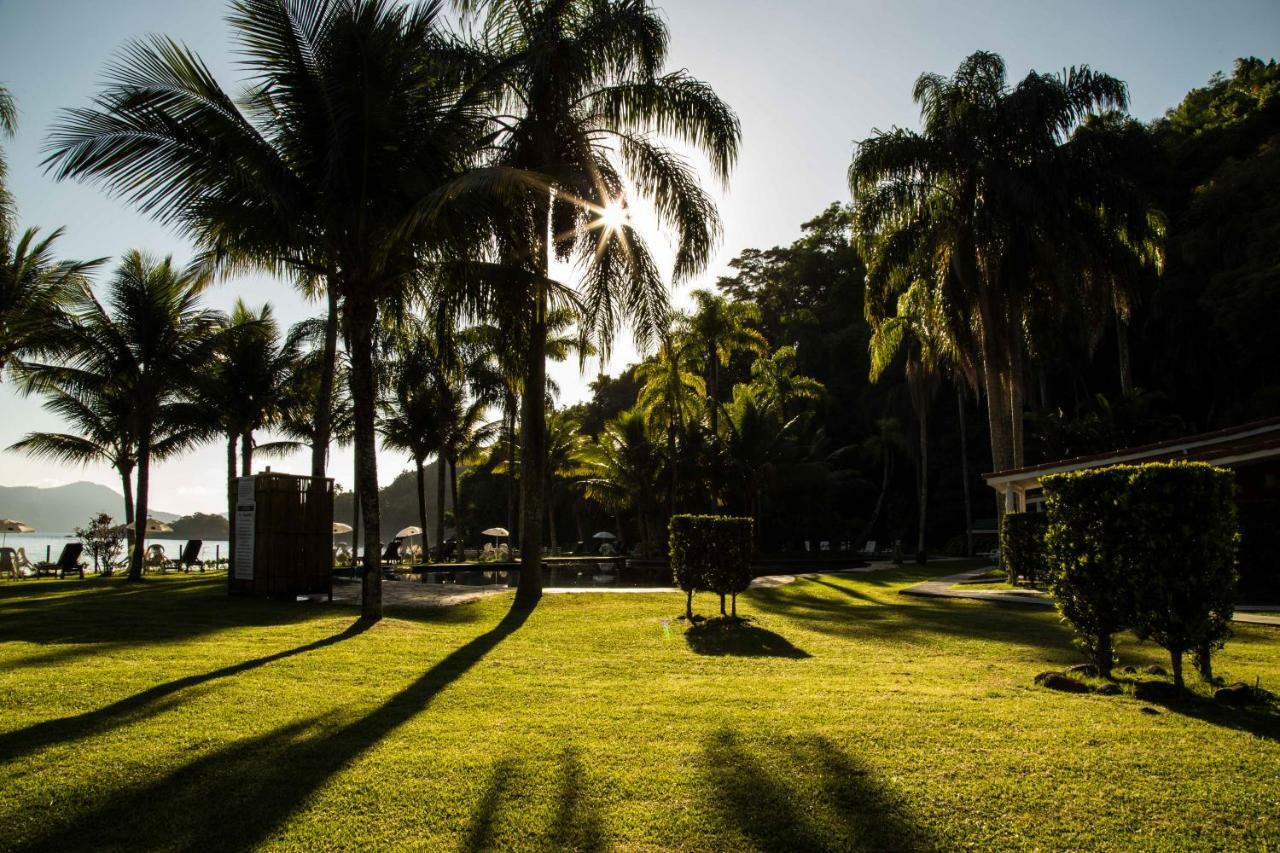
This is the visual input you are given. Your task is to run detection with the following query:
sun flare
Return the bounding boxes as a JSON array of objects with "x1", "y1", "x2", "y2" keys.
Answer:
[{"x1": 598, "y1": 200, "x2": 628, "y2": 231}]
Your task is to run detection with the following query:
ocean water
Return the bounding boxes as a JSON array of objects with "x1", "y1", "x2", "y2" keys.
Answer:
[{"x1": 0, "y1": 532, "x2": 231, "y2": 566}]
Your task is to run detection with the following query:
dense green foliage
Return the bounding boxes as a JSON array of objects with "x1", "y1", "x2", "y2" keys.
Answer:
[
  {"x1": 1123, "y1": 465, "x2": 1238, "y2": 687},
  {"x1": 1000, "y1": 512, "x2": 1048, "y2": 586},
  {"x1": 1044, "y1": 463, "x2": 1239, "y2": 685},
  {"x1": 669, "y1": 514, "x2": 753, "y2": 618}
]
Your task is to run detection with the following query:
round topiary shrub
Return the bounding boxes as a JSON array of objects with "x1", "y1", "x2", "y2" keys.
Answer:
[{"x1": 669, "y1": 515, "x2": 754, "y2": 618}]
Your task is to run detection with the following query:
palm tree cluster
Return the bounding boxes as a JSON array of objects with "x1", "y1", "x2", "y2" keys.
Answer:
[{"x1": 30, "y1": 0, "x2": 739, "y2": 616}]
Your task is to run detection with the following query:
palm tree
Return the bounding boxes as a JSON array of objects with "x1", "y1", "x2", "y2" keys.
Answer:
[
  {"x1": 850, "y1": 51, "x2": 1162, "y2": 494},
  {"x1": 868, "y1": 279, "x2": 957, "y2": 563},
  {"x1": 46, "y1": 0, "x2": 493, "y2": 617},
  {"x1": 542, "y1": 409, "x2": 591, "y2": 552},
  {"x1": 16, "y1": 252, "x2": 220, "y2": 579},
  {"x1": 679, "y1": 289, "x2": 767, "y2": 435},
  {"x1": 749, "y1": 345, "x2": 825, "y2": 421},
  {"x1": 466, "y1": 0, "x2": 740, "y2": 602},
  {"x1": 581, "y1": 408, "x2": 663, "y2": 555},
  {"x1": 634, "y1": 337, "x2": 704, "y2": 519},
  {"x1": 1, "y1": 227, "x2": 102, "y2": 379},
  {"x1": 721, "y1": 385, "x2": 798, "y2": 536},
  {"x1": 0, "y1": 83, "x2": 17, "y2": 229}
]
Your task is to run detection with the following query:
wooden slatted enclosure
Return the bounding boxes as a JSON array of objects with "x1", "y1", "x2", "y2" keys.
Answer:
[{"x1": 229, "y1": 472, "x2": 333, "y2": 600}]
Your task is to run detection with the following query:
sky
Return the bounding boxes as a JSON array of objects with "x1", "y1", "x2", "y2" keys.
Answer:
[{"x1": 1, "y1": 0, "x2": 1277, "y2": 515}]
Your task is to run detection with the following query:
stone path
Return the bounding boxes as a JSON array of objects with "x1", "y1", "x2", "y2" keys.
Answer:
[{"x1": 901, "y1": 568, "x2": 1280, "y2": 627}]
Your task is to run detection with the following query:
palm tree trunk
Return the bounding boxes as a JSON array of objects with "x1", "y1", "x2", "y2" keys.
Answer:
[
  {"x1": 416, "y1": 454, "x2": 430, "y2": 565},
  {"x1": 709, "y1": 354, "x2": 720, "y2": 436},
  {"x1": 1115, "y1": 295, "x2": 1133, "y2": 397},
  {"x1": 667, "y1": 421, "x2": 678, "y2": 521},
  {"x1": 346, "y1": 295, "x2": 382, "y2": 620},
  {"x1": 312, "y1": 286, "x2": 339, "y2": 478},
  {"x1": 226, "y1": 434, "x2": 237, "y2": 577},
  {"x1": 351, "y1": 453, "x2": 360, "y2": 570},
  {"x1": 241, "y1": 429, "x2": 253, "y2": 477},
  {"x1": 128, "y1": 432, "x2": 152, "y2": 581},
  {"x1": 916, "y1": 406, "x2": 928, "y2": 563},
  {"x1": 982, "y1": 353, "x2": 1015, "y2": 513},
  {"x1": 506, "y1": 400, "x2": 518, "y2": 549},
  {"x1": 436, "y1": 452, "x2": 447, "y2": 557},
  {"x1": 855, "y1": 432, "x2": 893, "y2": 551},
  {"x1": 118, "y1": 462, "x2": 136, "y2": 557},
  {"x1": 1008, "y1": 315, "x2": 1026, "y2": 470},
  {"x1": 450, "y1": 458, "x2": 462, "y2": 559},
  {"x1": 517, "y1": 287, "x2": 548, "y2": 604},
  {"x1": 957, "y1": 385, "x2": 974, "y2": 558}
]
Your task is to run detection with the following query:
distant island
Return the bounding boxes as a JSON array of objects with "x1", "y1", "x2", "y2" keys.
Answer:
[{"x1": 167, "y1": 512, "x2": 229, "y2": 540}]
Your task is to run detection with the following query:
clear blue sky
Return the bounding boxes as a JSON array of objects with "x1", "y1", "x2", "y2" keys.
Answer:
[{"x1": 1, "y1": 0, "x2": 1276, "y2": 515}]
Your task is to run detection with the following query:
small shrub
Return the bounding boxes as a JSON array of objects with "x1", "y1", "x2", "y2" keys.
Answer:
[
  {"x1": 669, "y1": 515, "x2": 754, "y2": 618},
  {"x1": 1043, "y1": 467, "x2": 1135, "y2": 678},
  {"x1": 1001, "y1": 512, "x2": 1048, "y2": 585},
  {"x1": 1123, "y1": 463, "x2": 1237, "y2": 688},
  {"x1": 76, "y1": 513, "x2": 123, "y2": 576}
]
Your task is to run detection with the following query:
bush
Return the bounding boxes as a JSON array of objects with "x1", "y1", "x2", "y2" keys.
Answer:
[
  {"x1": 1044, "y1": 462, "x2": 1238, "y2": 686},
  {"x1": 669, "y1": 515, "x2": 754, "y2": 618},
  {"x1": 1001, "y1": 512, "x2": 1048, "y2": 585},
  {"x1": 1123, "y1": 464, "x2": 1237, "y2": 688},
  {"x1": 1043, "y1": 468, "x2": 1135, "y2": 678}
]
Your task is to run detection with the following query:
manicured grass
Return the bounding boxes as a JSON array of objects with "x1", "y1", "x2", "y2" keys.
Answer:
[{"x1": 1, "y1": 567, "x2": 1277, "y2": 851}]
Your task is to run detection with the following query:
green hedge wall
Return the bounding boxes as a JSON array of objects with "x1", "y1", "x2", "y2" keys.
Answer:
[
  {"x1": 1000, "y1": 512, "x2": 1048, "y2": 585},
  {"x1": 1043, "y1": 462, "x2": 1238, "y2": 685},
  {"x1": 669, "y1": 515, "x2": 754, "y2": 618}
]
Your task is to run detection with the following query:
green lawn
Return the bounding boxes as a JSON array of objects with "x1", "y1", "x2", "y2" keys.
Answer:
[{"x1": 1, "y1": 567, "x2": 1277, "y2": 851}]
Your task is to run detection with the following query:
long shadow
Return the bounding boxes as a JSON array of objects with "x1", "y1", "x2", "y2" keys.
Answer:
[
  {"x1": 550, "y1": 746, "x2": 606, "y2": 851},
  {"x1": 702, "y1": 729, "x2": 934, "y2": 851},
  {"x1": 1121, "y1": 681, "x2": 1280, "y2": 743},
  {"x1": 462, "y1": 757, "x2": 519, "y2": 851},
  {"x1": 806, "y1": 577, "x2": 875, "y2": 602},
  {"x1": 16, "y1": 600, "x2": 535, "y2": 852},
  {"x1": 0, "y1": 619, "x2": 373, "y2": 766},
  {"x1": 685, "y1": 618, "x2": 811, "y2": 659}
]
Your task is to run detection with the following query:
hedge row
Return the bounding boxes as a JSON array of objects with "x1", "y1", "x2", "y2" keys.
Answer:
[
  {"x1": 1000, "y1": 512, "x2": 1048, "y2": 585},
  {"x1": 669, "y1": 514, "x2": 753, "y2": 618},
  {"x1": 1043, "y1": 462, "x2": 1238, "y2": 687}
]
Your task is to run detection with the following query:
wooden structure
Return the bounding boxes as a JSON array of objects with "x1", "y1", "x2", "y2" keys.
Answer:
[{"x1": 229, "y1": 471, "x2": 333, "y2": 600}]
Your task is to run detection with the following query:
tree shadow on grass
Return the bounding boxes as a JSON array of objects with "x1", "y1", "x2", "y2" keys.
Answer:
[
  {"x1": 702, "y1": 729, "x2": 935, "y2": 851},
  {"x1": 1119, "y1": 680, "x2": 1280, "y2": 743},
  {"x1": 15, "y1": 600, "x2": 535, "y2": 852},
  {"x1": 460, "y1": 747, "x2": 605, "y2": 852},
  {"x1": 0, "y1": 619, "x2": 374, "y2": 766},
  {"x1": 685, "y1": 617, "x2": 811, "y2": 658}
]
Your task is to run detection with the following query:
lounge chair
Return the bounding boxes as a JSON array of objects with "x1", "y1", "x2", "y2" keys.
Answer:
[
  {"x1": 0, "y1": 547, "x2": 17, "y2": 579},
  {"x1": 859, "y1": 540, "x2": 878, "y2": 558},
  {"x1": 143, "y1": 544, "x2": 167, "y2": 574},
  {"x1": 165, "y1": 540, "x2": 204, "y2": 573},
  {"x1": 35, "y1": 543, "x2": 85, "y2": 579},
  {"x1": 497, "y1": 543, "x2": 511, "y2": 562}
]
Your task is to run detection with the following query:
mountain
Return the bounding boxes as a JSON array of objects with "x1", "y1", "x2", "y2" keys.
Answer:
[{"x1": 0, "y1": 482, "x2": 179, "y2": 533}]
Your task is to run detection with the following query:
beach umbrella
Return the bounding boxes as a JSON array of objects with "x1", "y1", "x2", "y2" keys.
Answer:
[
  {"x1": 395, "y1": 525, "x2": 423, "y2": 540},
  {"x1": 332, "y1": 522, "x2": 353, "y2": 535},
  {"x1": 0, "y1": 518, "x2": 34, "y2": 547},
  {"x1": 480, "y1": 527, "x2": 509, "y2": 538},
  {"x1": 592, "y1": 531, "x2": 616, "y2": 540}
]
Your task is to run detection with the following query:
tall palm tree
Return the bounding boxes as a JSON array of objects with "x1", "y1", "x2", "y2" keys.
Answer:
[
  {"x1": 850, "y1": 51, "x2": 1162, "y2": 494},
  {"x1": 722, "y1": 384, "x2": 797, "y2": 536},
  {"x1": 868, "y1": 279, "x2": 957, "y2": 562},
  {"x1": 749, "y1": 345, "x2": 825, "y2": 421},
  {"x1": 16, "y1": 252, "x2": 220, "y2": 579},
  {"x1": 465, "y1": 0, "x2": 740, "y2": 602},
  {"x1": 634, "y1": 337, "x2": 704, "y2": 519},
  {"x1": 0, "y1": 83, "x2": 17, "y2": 229},
  {"x1": 46, "y1": 0, "x2": 493, "y2": 617},
  {"x1": 540, "y1": 408, "x2": 591, "y2": 552},
  {"x1": 679, "y1": 289, "x2": 766, "y2": 435}
]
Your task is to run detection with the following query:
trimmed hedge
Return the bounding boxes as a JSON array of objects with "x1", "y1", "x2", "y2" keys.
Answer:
[
  {"x1": 1001, "y1": 512, "x2": 1048, "y2": 585},
  {"x1": 669, "y1": 515, "x2": 754, "y2": 618},
  {"x1": 1043, "y1": 462, "x2": 1238, "y2": 685}
]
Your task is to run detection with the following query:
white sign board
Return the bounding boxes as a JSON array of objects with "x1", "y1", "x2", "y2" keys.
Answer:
[{"x1": 234, "y1": 477, "x2": 256, "y2": 580}]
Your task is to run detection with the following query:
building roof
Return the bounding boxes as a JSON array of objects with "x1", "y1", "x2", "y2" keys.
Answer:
[{"x1": 983, "y1": 416, "x2": 1280, "y2": 489}]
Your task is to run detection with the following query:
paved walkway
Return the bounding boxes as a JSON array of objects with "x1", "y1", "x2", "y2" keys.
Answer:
[{"x1": 902, "y1": 569, "x2": 1280, "y2": 627}]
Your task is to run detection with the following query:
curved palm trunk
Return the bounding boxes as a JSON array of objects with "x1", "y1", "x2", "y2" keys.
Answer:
[
  {"x1": 957, "y1": 386, "x2": 974, "y2": 558},
  {"x1": 226, "y1": 434, "x2": 237, "y2": 577},
  {"x1": 417, "y1": 450, "x2": 432, "y2": 563},
  {"x1": 916, "y1": 407, "x2": 928, "y2": 563},
  {"x1": 118, "y1": 462, "x2": 135, "y2": 558},
  {"x1": 517, "y1": 290, "x2": 548, "y2": 604},
  {"x1": 436, "y1": 452, "x2": 447, "y2": 558},
  {"x1": 128, "y1": 433, "x2": 152, "y2": 581},
  {"x1": 312, "y1": 286, "x2": 339, "y2": 478},
  {"x1": 347, "y1": 295, "x2": 382, "y2": 620},
  {"x1": 450, "y1": 458, "x2": 462, "y2": 559}
]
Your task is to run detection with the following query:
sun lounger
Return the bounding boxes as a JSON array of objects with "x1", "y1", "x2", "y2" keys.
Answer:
[
  {"x1": 143, "y1": 544, "x2": 167, "y2": 574},
  {"x1": 35, "y1": 543, "x2": 85, "y2": 579},
  {"x1": 0, "y1": 547, "x2": 17, "y2": 579},
  {"x1": 165, "y1": 540, "x2": 204, "y2": 573}
]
